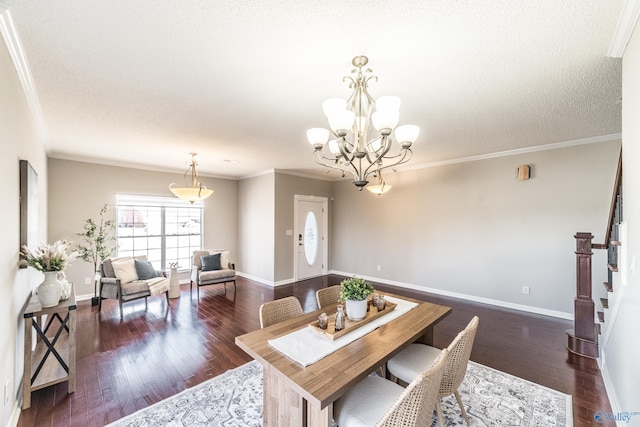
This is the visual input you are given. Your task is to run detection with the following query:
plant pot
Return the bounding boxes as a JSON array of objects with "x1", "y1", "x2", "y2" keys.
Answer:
[
  {"x1": 37, "y1": 271, "x2": 62, "y2": 308},
  {"x1": 345, "y1": 299, "x2": 368, "y2": 321}
]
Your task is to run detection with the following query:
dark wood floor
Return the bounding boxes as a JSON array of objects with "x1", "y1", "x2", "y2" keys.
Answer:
[{"x1": 18, "y1": 275, "x2": 613, "y2": 427}]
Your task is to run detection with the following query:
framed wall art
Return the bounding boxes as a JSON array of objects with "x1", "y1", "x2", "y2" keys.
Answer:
[{"x1": 19, "y1": 159, "x2": 38, "y2": 267}]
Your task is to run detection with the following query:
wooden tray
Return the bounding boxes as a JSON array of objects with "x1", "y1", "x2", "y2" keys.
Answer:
[{"x1": 308, "y1": 301, "x2": 397, "y2": 341}]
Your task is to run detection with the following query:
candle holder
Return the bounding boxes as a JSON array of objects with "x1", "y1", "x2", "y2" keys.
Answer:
[{"x1": 318, "y1": 312, "x2": 328, "y2": 330}]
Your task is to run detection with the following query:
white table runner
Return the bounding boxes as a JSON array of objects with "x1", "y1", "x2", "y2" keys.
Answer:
[{"x1": 268, "y1": 296, "x2": 418, "y2": 367}]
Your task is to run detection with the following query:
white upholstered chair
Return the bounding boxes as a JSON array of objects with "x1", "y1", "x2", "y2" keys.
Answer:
[
  {"x1": 190, "y1": 249, "x2": 236, "y2": 299},
  {"x1": 259, "y1": 296, "x2": 304, "y2": 328},
  {"x1": 386, "y1": 316, "x2": 479, "y2": 426},
  {"x1": 334, "y1": 348, "x2": 448, "y2": 427},
  {"x1": 315, "y1": 285, "x2": 341, "y2": 309}
]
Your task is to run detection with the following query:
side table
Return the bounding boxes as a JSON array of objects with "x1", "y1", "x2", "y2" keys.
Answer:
[
  {"x1": 168, "y1": 267, "x2": 180, "y2": 298},
  {"x1": 22, "y1": 283, "x2": 76, "y2": 409}
]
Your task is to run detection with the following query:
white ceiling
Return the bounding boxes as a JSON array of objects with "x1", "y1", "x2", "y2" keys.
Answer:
[{"x1": 4, "y1": 0, "x2": 624, "y2": 180}]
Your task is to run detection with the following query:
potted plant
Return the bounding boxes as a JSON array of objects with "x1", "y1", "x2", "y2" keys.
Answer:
[
  {"x1": 339, "y1": 277, "x2": 374, "y2": 321},
  {"x1": 76, "y1": 204, "x2": 117, "y2": 306},
  {"x1": 21, "y1": 240, "x2": 77, "y2": 307}
]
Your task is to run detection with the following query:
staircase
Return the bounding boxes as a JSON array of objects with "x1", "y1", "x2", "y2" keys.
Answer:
[{"x1": 566, "y1": 153, "x2": 622, "y2": 359}]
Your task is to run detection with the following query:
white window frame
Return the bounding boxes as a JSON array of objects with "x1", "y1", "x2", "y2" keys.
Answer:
[{"x1": 115, "y1": 194, "x2": 203, "y2": 271}]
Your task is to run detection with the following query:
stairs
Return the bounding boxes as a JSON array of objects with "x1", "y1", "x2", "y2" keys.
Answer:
[
  {"x1": 593, "y1": 157, "x2": 623, "y2": 351},
  {"x1": 568, "y1": 152, "x2": 621, "y2": 359}
]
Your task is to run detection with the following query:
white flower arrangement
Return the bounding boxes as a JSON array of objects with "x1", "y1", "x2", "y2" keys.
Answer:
[{"x1": 20, "y1": 240, "x2": 77, "y2": 272}]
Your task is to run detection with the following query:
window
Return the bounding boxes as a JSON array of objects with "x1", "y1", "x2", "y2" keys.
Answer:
[{"x1": 116, "y1": 195, "x2": 203, "y2": 271}]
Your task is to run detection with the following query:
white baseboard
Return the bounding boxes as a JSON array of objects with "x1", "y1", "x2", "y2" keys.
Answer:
[
  {"x1": 330, "y1": 270, "x2": 574, "y2": 320},
  {"x1": 274, "y1": 278, "x2": 296, "y2": 287},
  {"x1": 76, "y1": 293, "x2": 94, "y2": 302},
  {"x1": 599, "y1": 357, "x2": 625, "y2": 427},
  {"x1": 6, "y1": 398, "x2": 20, "y2": 427},
  {"x1": 235, "y1": 271, "x2": 276, "y2": 287}
]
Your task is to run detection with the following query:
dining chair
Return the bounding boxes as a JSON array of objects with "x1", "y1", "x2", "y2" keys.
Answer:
[
  {"x1": 334, "y1": 348, "x2": 448, "y2": 427},
  {"x1": 315, "y1": 284, "x2": 341, "y2": 309},
  {"x1": 386, "y1": 316, "x2": 479, "y2": 426},
  {"x1": 259, "y1": 296, "x2": 304, "y2": 328}
]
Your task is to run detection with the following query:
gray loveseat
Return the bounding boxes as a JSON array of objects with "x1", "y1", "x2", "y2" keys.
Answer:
[{"x1": 99, "y1": 255, "x2": 170, "y2": 319}]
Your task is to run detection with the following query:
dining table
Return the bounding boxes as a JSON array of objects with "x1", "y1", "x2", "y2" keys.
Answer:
[{"x1": 235, "y1": 292, "x2": 452, "y2": 427}]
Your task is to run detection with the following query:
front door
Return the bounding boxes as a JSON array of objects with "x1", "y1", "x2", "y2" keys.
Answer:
[{"x1": 294, "y1": 196, "x2": 328, "y2": 281}]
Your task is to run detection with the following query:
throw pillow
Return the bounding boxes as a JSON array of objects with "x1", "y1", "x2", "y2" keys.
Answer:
[
  {"x1": 135, "y1": 260, "x2": 158, "y2": 280},
  {"x1": 219, "y1": 250, "x2": 230, "y2": 269},
  {"x1": 201, "y1": 253, "x2": 222, "y2": 271},
  {"x1": 111, "y1": 258, "x2": 139, "y2": 283}
]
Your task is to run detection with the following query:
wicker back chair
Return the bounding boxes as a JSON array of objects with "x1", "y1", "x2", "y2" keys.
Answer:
[
  {"x1": 315, "y1": 285, "x2": 341, "y2": 309},
  {"x1": 334, "y1": 348, "x2": 448, "y2": 427},
  {"x1": 259, "y1": 296, "x2": 304, "y2": 328},
  {"x1": 387, "y1": 316, "x2": 479, "y2": 426}
]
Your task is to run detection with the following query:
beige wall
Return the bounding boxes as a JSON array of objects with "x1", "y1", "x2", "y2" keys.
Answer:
[
  {"x1": 0, "y1": 14, "x2": 48, "y2": 426},
  {"x1": 330, "y1": 141, "x2": 620, "y2": 316},
  {"x1": 48, "y1": 158, "x2": 238, "y2": 298},
  {"x1": 602, "y1": 23, "x2": 640, "y2": 422},
  {"x1": 274, "y1": 172, "x2": 332, "y2": 283},
  {"x1": 238, "y1": 172, "x2": 275, "y2": 283}
]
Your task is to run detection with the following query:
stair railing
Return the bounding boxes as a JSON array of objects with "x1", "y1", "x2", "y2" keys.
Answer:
[{"x1": 566, "y1": 151, "x2": 622, "y2": 359}]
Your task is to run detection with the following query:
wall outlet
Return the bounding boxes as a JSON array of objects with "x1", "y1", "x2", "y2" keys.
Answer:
[
  {"x1": 522, "y1": 286, "x2": 530, "y2": 295},
  {"x1": 377, "y1": 265, "x2": 381, "y2": 271},
  {"x1": 84, "y1": 277, "x2": 91, "y2": 285}
]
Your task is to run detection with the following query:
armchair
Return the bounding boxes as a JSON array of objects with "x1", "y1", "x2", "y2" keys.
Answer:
[{"x1": 190, "y1": 249, "x2": 236, "y2": 299}]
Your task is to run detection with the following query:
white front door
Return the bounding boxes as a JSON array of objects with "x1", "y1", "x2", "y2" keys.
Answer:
[{"x1": 294, "y1": 196, "x2": 328, "y2": 281}]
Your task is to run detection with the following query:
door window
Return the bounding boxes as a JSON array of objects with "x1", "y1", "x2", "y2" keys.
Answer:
[{"x1": 304, "y1": 211, "x2": 318, "y2": 266}]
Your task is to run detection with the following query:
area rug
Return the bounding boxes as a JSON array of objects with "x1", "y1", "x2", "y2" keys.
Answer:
[{"x1": 107, "y1": 361, "x2": 571, "y2": 427}]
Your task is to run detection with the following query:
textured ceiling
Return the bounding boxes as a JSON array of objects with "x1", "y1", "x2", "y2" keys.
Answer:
[{"x1": 4, "y1": 0, "x2": 624, "y2": 180}]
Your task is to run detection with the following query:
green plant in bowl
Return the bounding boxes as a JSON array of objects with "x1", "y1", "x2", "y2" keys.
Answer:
[{"x1": 339, "y1": 277, "x2": 374, "y2": 302}]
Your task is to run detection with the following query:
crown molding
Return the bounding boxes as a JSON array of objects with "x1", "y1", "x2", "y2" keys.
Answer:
[
  {"x1": 47, "y1": 152, "x2": 237, "y2": 181},
  {"x1": 0, "y1": 7, "x2": 48, "y2": 144},
  {"x1": 608, "y1": 0, "x2": 640, "y2": 57},
  {"x1": 402, "y1": 133, "x2": 622, "y2": 172},
  {"x1": 51, "y1": 132, "x2": 621, "y2": 183}
]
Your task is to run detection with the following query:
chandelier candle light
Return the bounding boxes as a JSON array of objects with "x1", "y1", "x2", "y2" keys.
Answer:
[
  {"x1": 307, "y1": 55, "x2": 420, "y2": 191},
  {"x1": 169, "y1": 153, "x2": 214, "y2": 203}
]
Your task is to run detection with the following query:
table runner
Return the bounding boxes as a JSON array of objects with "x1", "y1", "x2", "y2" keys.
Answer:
[{"x1": 268, "y1": 296, "x2": 418, "y2": 367}]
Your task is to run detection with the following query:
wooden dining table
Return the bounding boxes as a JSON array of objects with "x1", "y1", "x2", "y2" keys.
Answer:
[{"x1": 235, "y1": 292, "x2": 451, "y2": 427}]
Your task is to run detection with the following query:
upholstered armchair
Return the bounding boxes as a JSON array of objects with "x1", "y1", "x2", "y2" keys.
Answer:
[
  {"x1": 190, "y1": 249, "x2": 236, "y2": 299},
  {"x1": 98, "y1": 255, "x2": 170, "y2": 319}
]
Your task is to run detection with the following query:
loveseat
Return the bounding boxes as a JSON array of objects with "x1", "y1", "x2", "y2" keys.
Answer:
[
  {"x1": 98, "y1": 255, "x2": 170, "y2": 319},
  {"x1": 190, "y1": 249, "x2": 236, "y2": 299}
]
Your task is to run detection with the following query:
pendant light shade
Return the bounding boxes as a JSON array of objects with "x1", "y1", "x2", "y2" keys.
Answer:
[{"x1": 169, "y1": 153, "x2": 213, "y2": 204}]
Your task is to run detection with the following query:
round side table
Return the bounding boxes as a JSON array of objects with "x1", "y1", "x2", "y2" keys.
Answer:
[{"x1": 168, "y1": 267, "x2": 180, "y2": 298}]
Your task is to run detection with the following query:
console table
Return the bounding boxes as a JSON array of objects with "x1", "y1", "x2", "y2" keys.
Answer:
[{"x1": 22, "y1": 283, "x2": 76, "y2": 409}]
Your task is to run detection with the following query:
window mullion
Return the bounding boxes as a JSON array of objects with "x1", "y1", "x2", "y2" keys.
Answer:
[{"x1": 161, "y1": 207, "x2": 166, "y2": 270}]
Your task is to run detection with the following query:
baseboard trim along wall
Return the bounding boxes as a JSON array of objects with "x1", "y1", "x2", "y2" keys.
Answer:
[
  {"x1": 235, "y1": 271, "x2": 273, "y2": 287},
  {"x1": 78, "y1": 270, "x2": 572, "y2": 320},
  {"x1": 598, "y1": 357, "x2": 623, "y2": 427},
  {"x1": 330, "y1": 270, "x2": 574, "y2": 320}
]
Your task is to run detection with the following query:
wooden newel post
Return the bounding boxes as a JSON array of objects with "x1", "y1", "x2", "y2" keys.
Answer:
[{"x1": 566, "y1": 232, "x2": 598, "y2": 358}]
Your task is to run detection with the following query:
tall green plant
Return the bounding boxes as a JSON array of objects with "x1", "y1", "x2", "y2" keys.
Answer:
[{"x1": 76, "y1": 204, "x2": 117, "y2": 296}]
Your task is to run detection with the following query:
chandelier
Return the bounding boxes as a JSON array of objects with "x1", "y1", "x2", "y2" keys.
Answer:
[
  {"x1": 169, "y1": 153, "x2": 213, "y2": 203},
  {"x1": 307, "y1": 55, "x2": 420, "y2": 191},
  {"x1": 366, "y1": 171, "x2": 392, "y2": 195}
]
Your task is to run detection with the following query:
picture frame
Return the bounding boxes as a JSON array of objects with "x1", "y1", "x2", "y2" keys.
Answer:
[{"x1": 19, "y1": 159, "x2": 38, "y2": 268}]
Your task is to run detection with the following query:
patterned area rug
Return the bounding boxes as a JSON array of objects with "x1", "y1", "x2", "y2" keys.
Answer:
[{"x1": 107, "y1": 361, "x2": 571, "y2": 427}]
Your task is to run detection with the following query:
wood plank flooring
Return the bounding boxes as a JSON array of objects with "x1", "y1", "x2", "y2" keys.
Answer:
[{"x1": 18, "y1": 275, "x2": 613, "y2": 426}]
